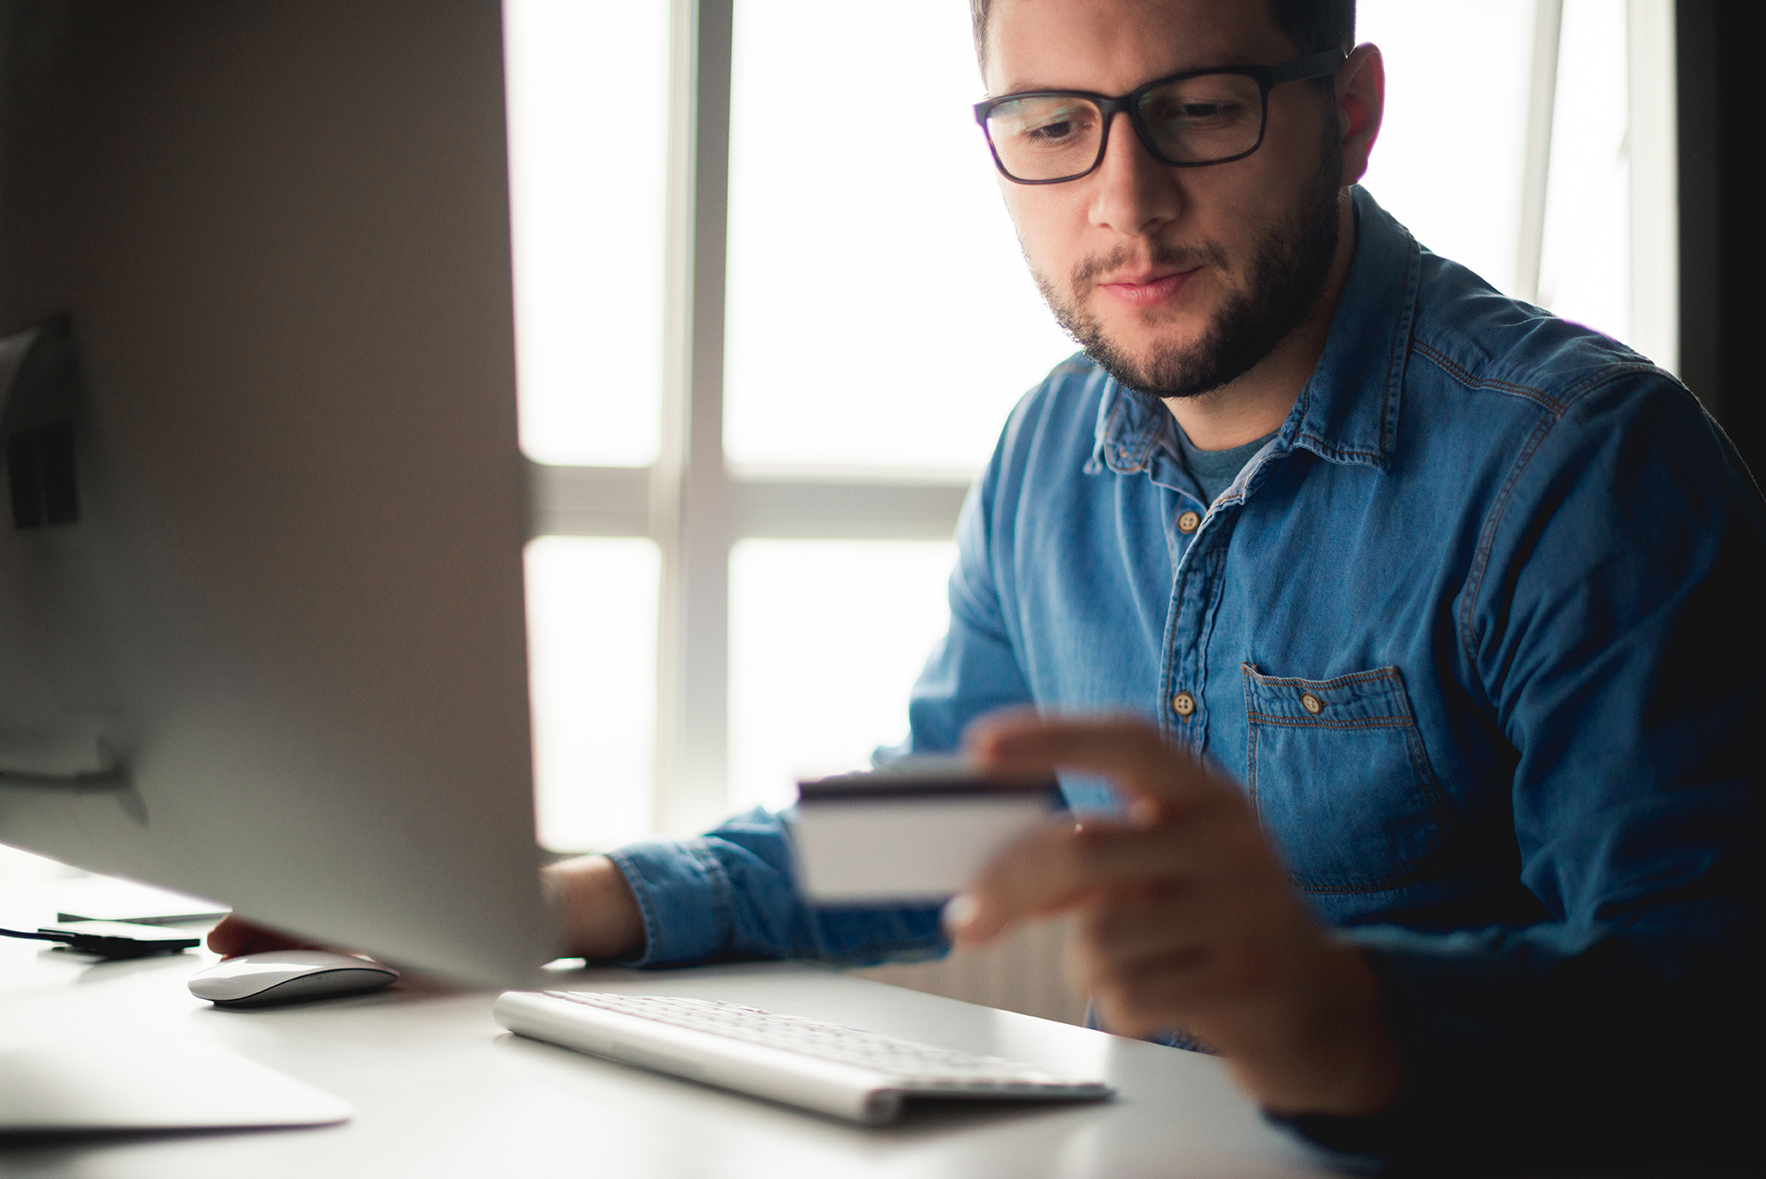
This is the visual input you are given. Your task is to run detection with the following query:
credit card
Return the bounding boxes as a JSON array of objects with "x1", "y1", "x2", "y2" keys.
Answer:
[{"x1": 785, "y1": 761, "x2": 1062, "y2": 903}]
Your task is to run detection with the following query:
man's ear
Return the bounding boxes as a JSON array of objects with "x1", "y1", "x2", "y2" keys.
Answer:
[{"x1": 1336, "y1": 43, "x2": 1384, "y2": 186}]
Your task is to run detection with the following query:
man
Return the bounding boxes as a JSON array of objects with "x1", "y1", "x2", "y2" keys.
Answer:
[{"x1": 218, "y1": 0, "x2": 1759, "y2": 1163}]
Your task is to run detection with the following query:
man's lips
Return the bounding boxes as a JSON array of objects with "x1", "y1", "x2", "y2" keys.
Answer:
[{"x1": 1093, "y1": 268, "x2": 1201, "y2": 309}]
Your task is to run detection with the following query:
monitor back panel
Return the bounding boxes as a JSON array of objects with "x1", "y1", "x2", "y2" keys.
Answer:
[{"x1": 0, "y1": 0, "x2": 551, "y2": 984}]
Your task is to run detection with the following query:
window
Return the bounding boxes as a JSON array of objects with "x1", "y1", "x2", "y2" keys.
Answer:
[
  {"x1": 1357, "y1": 0, "x2": 1678, "y2": 363},
  {"x1": 727, "y1": 539, "x2": 958, "y2": 814},
  {"x1": 503, "y1": 0, "x2": 669, "y2": 467},
  {"x1": 723, "y1": 2, "x2": 1072, "y2": 474},
  {"x1": 523, "y1": 537, "x2": 661, "y2": 849},
  {"x1": 508, "y1": 0, "x2": 1679, "y2": 851}
]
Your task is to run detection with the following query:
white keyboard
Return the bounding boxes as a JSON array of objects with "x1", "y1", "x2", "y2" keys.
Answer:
[{"x1": 493, "y1": 990, "x2": 1113, "y2": 1124}]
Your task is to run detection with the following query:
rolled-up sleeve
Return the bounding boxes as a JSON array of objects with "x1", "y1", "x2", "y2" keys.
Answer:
[{"x1": 608, "y1": 808, "x2": 946, "y2": 967}]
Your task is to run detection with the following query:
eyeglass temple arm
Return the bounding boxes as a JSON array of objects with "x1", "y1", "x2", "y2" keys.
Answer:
[{"x1": 1268, "y1": 49, "x2": 1348, "y2": 85}]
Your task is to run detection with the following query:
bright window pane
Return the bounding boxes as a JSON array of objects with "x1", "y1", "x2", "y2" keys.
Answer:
[
  {"x1": 728, "y1": 540, "x2": 957, "y2": 814},
  {"x1": 1537, "y1": 0, "x2": 1630, "y2": 343},
  {"x1": 1362, "y1": 1, "x2": 1636, "y2": 345},
  {"x1": 524, "y1": 537, "x2": 659, "y2": 850},
  {"x1": 1357, "y1": 0, "x2": 1534, "y2": 295},
  {"x1": 723, "y1": 2, "x2": 1075, "y2": 474},
  {"x1": 504, "y1": 0, "x2": 668, "y2": 467}
]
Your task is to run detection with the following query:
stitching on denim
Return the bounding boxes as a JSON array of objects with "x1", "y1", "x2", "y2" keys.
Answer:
[
  {"x1": 1243, "y1": 665, "x2": 1402, "y2": 692},
  {"x1": 1380, "y1": 233, "x2": 1423, "y2": 456},
  {"x1": 1458, "y1": 409, "x2": 1555, "y2": 676},
  {"x1": 1184, "y1": 513, "x2": 1238, "y2": 754},
  {"x1": 1158, "y1": 556, "x2": 1186, "y2": 743},
  {"x1": 1121, "y1": 417, "x2": 1160, "y2": 470},
  {"x1": 1189, "y1": 531, "x2": 1223, "y2": 743},
  {"x1": 1404, "y1": 726, "x2": 1457, "y2": 835},
  {"x1": 1413, "y1": 341, "x2": 1659, "y2": 417},
  {"x1": 1242, "y1": 665, "x2": 1262, "y2": 820},
  {"x1": 1245, "y1": 713, "x2": 1415, "y2": 731},
  {"x1": 1411, "y1": 340, "x2": 1567, "y2": 413},
  {"x1": 1293, "y1": 431, "x2": 1386, "y2": 463}
]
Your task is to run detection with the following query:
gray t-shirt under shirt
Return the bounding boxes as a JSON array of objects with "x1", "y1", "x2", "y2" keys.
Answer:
[{"x1": 1173, "y1": 425, "x2": 1278, "y2": 506}]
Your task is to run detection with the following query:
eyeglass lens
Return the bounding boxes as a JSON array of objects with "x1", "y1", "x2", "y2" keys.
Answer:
[{"x1": 985, "y1": 72, "x2": 1265, "y2": 181}]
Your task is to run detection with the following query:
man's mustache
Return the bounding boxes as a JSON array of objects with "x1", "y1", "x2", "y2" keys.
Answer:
[{"x1": 1072, "y1": 240, "x2": 1230, "y2": 289}]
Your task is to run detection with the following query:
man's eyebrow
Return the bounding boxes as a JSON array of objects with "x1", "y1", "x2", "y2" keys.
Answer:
[
  {"x1": 992, "y1": 57, "x2": 1272, "y2": 97},
  {"x1": 992, "y1": 80, "x2": 1091, "y2": 96}
]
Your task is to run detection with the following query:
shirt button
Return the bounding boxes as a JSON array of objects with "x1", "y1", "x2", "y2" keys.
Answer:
[
  {"x1": 1171, "y1": 691, "x2": 1196, "y2": 719},
  {"x1": 1300, "y1": 693, "x2": 1324, "y2": 715},
  {"x1": 1177, "y1": 510, "x2": 1201, "y2": 534}
]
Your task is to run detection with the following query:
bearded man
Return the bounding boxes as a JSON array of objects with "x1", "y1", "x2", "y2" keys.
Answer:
[{"x1": 218, "y1": 0, "x2": 1761, "y2": 1165}]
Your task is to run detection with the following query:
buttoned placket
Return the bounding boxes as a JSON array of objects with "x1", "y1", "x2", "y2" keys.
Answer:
[
  {"x1": 1148, "y1": 437, "x2": 1285, "y2": 758},
  {"x1": 1158, "y1": 486, "x2": 1222, "y2": 754}
]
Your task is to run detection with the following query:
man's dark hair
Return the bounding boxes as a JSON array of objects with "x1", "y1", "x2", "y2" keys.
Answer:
[{"x1": 969, "y1": 0, "x2": 1356, "y2": 71}]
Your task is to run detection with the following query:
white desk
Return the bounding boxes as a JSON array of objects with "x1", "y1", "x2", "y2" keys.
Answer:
[{"x1": 1, "y1": 928, "x2": 1340, "y2": 1177}]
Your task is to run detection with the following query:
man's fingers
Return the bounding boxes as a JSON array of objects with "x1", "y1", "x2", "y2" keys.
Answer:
[
  {"x1": 947, "y1": 810, "x2": 1248, "y2": 944},
  {"x1": 1073, "y1": 888, "x2": 1228, "y2": 971},
  {"x1": 1090, "y1": 948, "x2": 1257, "y2": 1036},
  {"x1": 965, "y1": 712, "x2": 1224, "y2": 807},
  {"x1": 205, "y1": 915, "x2": 264, "y2": 956},
  {"x1": 205, "y1": 915, "x2": 320, "y2": 958},
  {"x1": 945, "y1": 820, "x2": 1088, "y2": 942},
  {"x1": 1072, "y1": 894, "x2": 1283, "y2": 1003}
]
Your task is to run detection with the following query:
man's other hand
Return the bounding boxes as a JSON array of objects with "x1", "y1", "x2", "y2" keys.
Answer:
[
  {"x1": 206, "y1": 916, "x2": 327, "y2": 958},
  {"x1": 546, "y1": 853, "x2": 646, "y2": 962},
  {"x1": 947, "y1": 712, "x2": 1402, "y2": 1118}
]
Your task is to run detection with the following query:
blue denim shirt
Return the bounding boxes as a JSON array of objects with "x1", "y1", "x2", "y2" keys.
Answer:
[{"x1": 611, "y1": 189, "x2": 1761, "y2": 1153}]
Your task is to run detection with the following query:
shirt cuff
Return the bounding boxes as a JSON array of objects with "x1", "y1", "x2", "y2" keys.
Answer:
[{"x1": 605, "y1": 837, "x2": 734, "y2": 967}]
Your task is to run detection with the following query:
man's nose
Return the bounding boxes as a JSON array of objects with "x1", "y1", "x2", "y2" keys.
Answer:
[{"x1": 1088, "y1": 111, "x2": 1182, "y2": 237}]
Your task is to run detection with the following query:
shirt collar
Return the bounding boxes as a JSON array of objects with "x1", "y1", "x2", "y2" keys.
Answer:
[{"x1": 1089, "y1": 186, "x2": 1422, "y2": 477}]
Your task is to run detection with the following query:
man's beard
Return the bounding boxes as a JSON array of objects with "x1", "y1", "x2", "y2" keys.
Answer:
[{"x1": 1035, "y1": 147, "x2": 1343, "y2": 402}]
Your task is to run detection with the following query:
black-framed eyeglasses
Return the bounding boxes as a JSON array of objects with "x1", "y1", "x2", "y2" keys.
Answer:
[{"x1": 972, "y1": 49, "x2": 1345, "y2": 185}]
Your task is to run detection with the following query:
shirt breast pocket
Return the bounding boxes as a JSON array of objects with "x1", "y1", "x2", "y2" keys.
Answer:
[{"x1": 1241, "y1": 664, "x2": 1452, "y2": 894}]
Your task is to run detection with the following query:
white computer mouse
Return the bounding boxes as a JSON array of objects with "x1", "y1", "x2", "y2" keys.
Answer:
[{"x1": 188, "y1": 950, "x2": 399, "y2": 1008}]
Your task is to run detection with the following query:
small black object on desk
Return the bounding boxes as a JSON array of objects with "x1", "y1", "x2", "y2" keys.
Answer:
[{"x1": 0, "y1": 919, "x2": 201, "y2": 958}]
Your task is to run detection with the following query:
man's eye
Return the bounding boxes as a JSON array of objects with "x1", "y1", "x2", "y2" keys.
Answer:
[
  {"x1": 1146, "y1": 95, "x2": 1252, "y2": 131},
  {"x1": 1027, "y1": 118, "x2": 1080, "y2": 142},
  {"x1": 995, "y1": 101, "x2": 1095, "y2": 146}
]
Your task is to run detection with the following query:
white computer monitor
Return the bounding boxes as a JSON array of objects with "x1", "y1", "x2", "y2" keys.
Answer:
[{"x1": 0, "y1": 0, "x2": 551, "y2": 984}]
